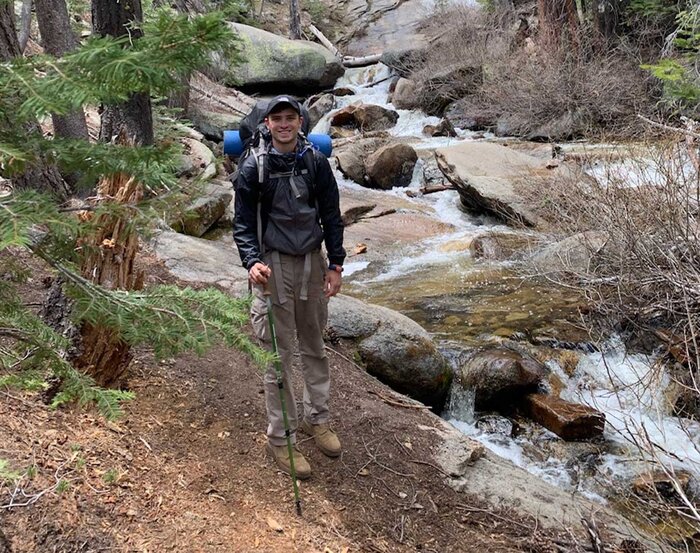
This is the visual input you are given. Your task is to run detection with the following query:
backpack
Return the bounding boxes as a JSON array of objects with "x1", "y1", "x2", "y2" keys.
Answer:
[{"x1": 234, "y1": 98, "x2": 317, "y2": 189}]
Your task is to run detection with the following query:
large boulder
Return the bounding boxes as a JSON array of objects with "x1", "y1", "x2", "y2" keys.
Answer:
[
  {"x1": 528, "y1": 110, "x2": 589, "y2": 142},
  {"x1": 176, "y1": 137, "x2": 217, "y2": 181},
  {"x1": 170, "y1": 181, "x2": 233, "y2": 238},
  {"x1": 435, "y1": 142, "x2": 577, "y2": 227},
  {"x1": 188, "y1": 72, "x2": 256, "y2": 141},
  {"x1": 364, "y1": 143, "x2": 418, "y2": 189},
  {"x1": 469, "y1": 232, "x2": 536, "y2": 261},
  {"x1": 330, "y1": 104, "x2": 399, "y2": 132},
  {"x1": 530, "y1": 231, "x2": 608, "y2": 275},
  {"x1": 334, "y1": 137, "x2": 388, "y2": 185},
  {"x1": 215, "y1": 23, "x2": 343, "y2": 92},
  {"x1": 304, "y1": 93, "x2": 336, "y2": 130},
  {"x1": 420, "y1": 64, "x2": 482, "y2": 115},
  {"x1": 458, "y1": 347, "x2": 547, "y2": 411},
  {"x1": 391, "y1": 78, "x2": 421, "y2": 110},
  {"x1": 328, "y1": 294, "x2": 452, "y2": 409},
  {"x1": 444, "y1": 97, "x2": 497, "y2": 131},
  {"x1": 151, "y1": 230, "x2": 249, "y2": 295}
]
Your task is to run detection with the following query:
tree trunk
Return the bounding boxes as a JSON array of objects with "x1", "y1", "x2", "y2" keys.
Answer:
[
  {"x1": 92, "y1": 0, "x2": 154, "y2": 146},
  {"x1": 537, "y1": 0, "x2": 579, "y2": 52},
  {"x1": 69, "y1": 134, "x2": 145, "y2": 387},
  {"x1": 36, "y1": 0, "x2": 89, "y2": 143},
  {"x1": 592, "y1": 0, "x2": 623, "y2": 45},
  {"x1": 289, "y1": 0, "x2": 301, "y2": 39},
  {"x1": 0, "y1": 2, "x2": 70, "y2": 199},
  {"x1": 18, "y1": 0, "x2": 32, "y2": 53}
]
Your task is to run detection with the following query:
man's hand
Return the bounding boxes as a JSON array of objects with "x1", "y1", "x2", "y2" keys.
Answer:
[
  {"x1": 249, "y1": 262, "x2": 271, "y2": 285},
  {"x1": 324, "y1": 270, "x2": 342, "y2": 298}
]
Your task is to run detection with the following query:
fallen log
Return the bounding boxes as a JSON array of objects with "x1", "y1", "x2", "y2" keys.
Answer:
[
  {"x1": 309, "y1": 24, "x2": 341, "y2": 58},
  {"x1": 406, "y1": 184, "x2": 453, "y2": 197},
  {"x1": 343, "y1": 54, "x2": 382, "y2": 68}
]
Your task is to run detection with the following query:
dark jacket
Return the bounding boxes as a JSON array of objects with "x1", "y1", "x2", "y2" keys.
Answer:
[{"x1": 233, "y1": 141, "x2": 346, "y2": 271}]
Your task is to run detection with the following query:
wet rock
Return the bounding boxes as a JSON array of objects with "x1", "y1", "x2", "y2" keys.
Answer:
[
  {"x1": 632, "y1": 470, "x2": 695, "y2": 501},
  {"x1": 364, "y1": 143, "x2": 418, "y2": 189},
  {"x1": 475, "y1": 415, "x2": 516, "y2": 437},
  {"x1": 469, "y1": 232, "x2": 535, "y2": 260},
  {"x1": 522, "y1": 393, "x2": 605, "y2": 441},
  {"x1": 328, "y1": 294, "x2": 453, "y2": 409},
  {"x1": 435, "y1": 118, "x2": 458, "y2": 137},
  {"x1": 391, "y1": 78, "x2": 421, "y2": 110},
  {"x1": 304, "y1": 93, "x2": 336, "y2": 130},
  {"x1": 212, "y1": 23, "x2": 343, "y2": 92},
  {"x1": 435, "y1": 142, "x2": 552, "y2": 227},
  {"x1": 458, "y1": 347, "x2": 547, "y2": 411},
  {"x1": 444, "y1": 97, "x2": 497, "y2": 131},
  {"x1": 334, "y1": 137, "x2": 388, "y2": 185},
  {"x1": 530, "y1": 231, "x2": 608, "y2": 275},
  {"x1": 330, "y1": 104, "x2": 399, "y2": 132},
  {"x1": 332, "y1": 87, "x2": 356, "y2": 96},
  {"x1": 170, "y1": 181, "x2": 233, "y2": 238}
]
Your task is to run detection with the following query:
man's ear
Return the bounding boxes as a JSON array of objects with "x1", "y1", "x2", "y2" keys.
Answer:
[{"x1": 263, "y1": 117, "x2": 271, "y2": 129}]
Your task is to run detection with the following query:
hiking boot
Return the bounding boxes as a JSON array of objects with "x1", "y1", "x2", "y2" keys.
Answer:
[
  {"x1": 300, "y1": 419, "x2": 341, "y2": 458},
  {"x1": 267, "y1": 443, "x2": 312, "y2": 480}
]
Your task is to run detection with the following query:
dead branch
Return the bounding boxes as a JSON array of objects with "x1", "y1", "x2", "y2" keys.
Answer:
[
  {"x1": 637, "y1": 115, "x2": 700, "y2": 140},
  {"x1": 309, "y1": 24, "x2": 341, "y2": 58}
]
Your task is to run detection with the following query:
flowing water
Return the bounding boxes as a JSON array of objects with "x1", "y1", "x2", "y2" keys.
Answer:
[{"x1": 320, "y1": 64, "x2": 700, "y2": 511}]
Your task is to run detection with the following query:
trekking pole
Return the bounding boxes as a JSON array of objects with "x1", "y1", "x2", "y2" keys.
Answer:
[{"x1": 263, "y1": 283, "x2": 303, "y2": 516}]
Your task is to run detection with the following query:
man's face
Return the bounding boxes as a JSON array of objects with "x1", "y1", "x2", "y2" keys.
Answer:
[{"x1": 265, "y1": 107, "x2": 303, "y2": 148}]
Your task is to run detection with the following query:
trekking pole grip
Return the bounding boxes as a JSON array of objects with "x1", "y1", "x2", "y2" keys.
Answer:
[{"x1": 263, "y1": 281, "x2": 272, "y2": 297}]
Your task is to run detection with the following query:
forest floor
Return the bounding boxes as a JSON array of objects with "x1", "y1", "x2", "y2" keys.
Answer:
[{"x1": 0, "y1": 250, "x2": 601, "y2": 552}]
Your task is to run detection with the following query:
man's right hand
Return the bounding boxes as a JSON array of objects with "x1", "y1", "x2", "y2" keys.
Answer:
[{"x1": 249, "y1": 262, "x2": 271, "y2": 285}]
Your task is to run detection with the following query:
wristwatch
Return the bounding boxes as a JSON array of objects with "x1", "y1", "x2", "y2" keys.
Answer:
[{"x1": 328, "y1": 263, "x2": 343, "y2": 273}]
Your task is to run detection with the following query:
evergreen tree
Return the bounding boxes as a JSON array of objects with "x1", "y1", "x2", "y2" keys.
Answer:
[{"x1": 0, "y1": 6, "x2": 264, "y2": 418}]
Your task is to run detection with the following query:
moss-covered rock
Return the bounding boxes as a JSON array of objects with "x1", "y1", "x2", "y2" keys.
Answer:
[{"x1": 216, "y1": 24, "x2": 344, "y2": 92}]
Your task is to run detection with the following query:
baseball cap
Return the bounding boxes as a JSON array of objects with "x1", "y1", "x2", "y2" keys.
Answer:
[{"x1": 264, "y1": 95, "x2": 302, "y2": 117}]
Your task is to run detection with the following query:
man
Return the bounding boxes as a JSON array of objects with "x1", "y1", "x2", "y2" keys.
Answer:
[{"x1": 233, "y1": 95, "x2": 345, "y2": 479}]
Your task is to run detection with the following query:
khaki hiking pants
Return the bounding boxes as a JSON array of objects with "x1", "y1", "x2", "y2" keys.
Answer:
[{"x1": 251, "y1": 249, "x2": 330, "y2": 447}]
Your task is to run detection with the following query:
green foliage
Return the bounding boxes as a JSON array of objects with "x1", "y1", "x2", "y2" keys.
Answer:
[
  {"x1": 305, "y1": 0, "x2": 328, "y2": 22},
  {"x1": 627, "y1": 0, "x2": 680, "y2": 19},
  {"x1": 102, "y1": 468, "x2": 118, "y2": 484},
  {"x1": 642, "y1": 58, "x2": 700, "y2": 104},
  {"x1": 642, "y1": 6, "x2": 700, "y2": 108},
  {"x1": 0, "y1": 9, "x2": 262, "y2": 421},
  {"x1": 0, "y1": 8, "x2": 241, "y2": 180},
  {"x1": 0, "y1": 459, "x2": 19, "y2": 483}
]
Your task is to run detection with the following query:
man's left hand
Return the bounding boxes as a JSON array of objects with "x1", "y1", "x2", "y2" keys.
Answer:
[{"x1": 324, "y1": 270, "x2": 342, "y2": 298}]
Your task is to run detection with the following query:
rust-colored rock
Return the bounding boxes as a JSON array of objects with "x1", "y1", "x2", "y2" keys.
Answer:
[
  {"x1": 632, "y1": 470, "x2": 693, "y2": 500},
  {"x1": 330, "y1": 103, "x2": 399, "y2": 132},
  {"x1": 523, "y1": 393, "x2": 605, "y2": 441}
]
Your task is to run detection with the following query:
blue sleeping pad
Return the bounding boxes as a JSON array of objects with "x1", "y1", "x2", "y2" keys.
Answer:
[{"x1": 223, "y1": 130, "x2": 332, "y2": 157}]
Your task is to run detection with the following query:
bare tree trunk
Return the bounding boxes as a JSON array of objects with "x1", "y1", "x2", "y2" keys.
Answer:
[
  {"x1": 69, "y1": 133, "x2": 145, "y2": 387},
  {"x1": 18, "y1": 0, "x2": 32, "y2": 52},
  {"x1": 537, "y1": 0, "x2": 580, "y2": 52},
  {"x1": 36, "y1": 0, "x2": 89, "y2": 143},
  {"x1": 289, "y1": 0, "x2": 301, "y2": 39},
  {"x1": 0, "y1": 2, "x2": 70, "y2": 199},
  {"x1": 92, "y1": 0, "x2": 154, "y2": 146}
]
